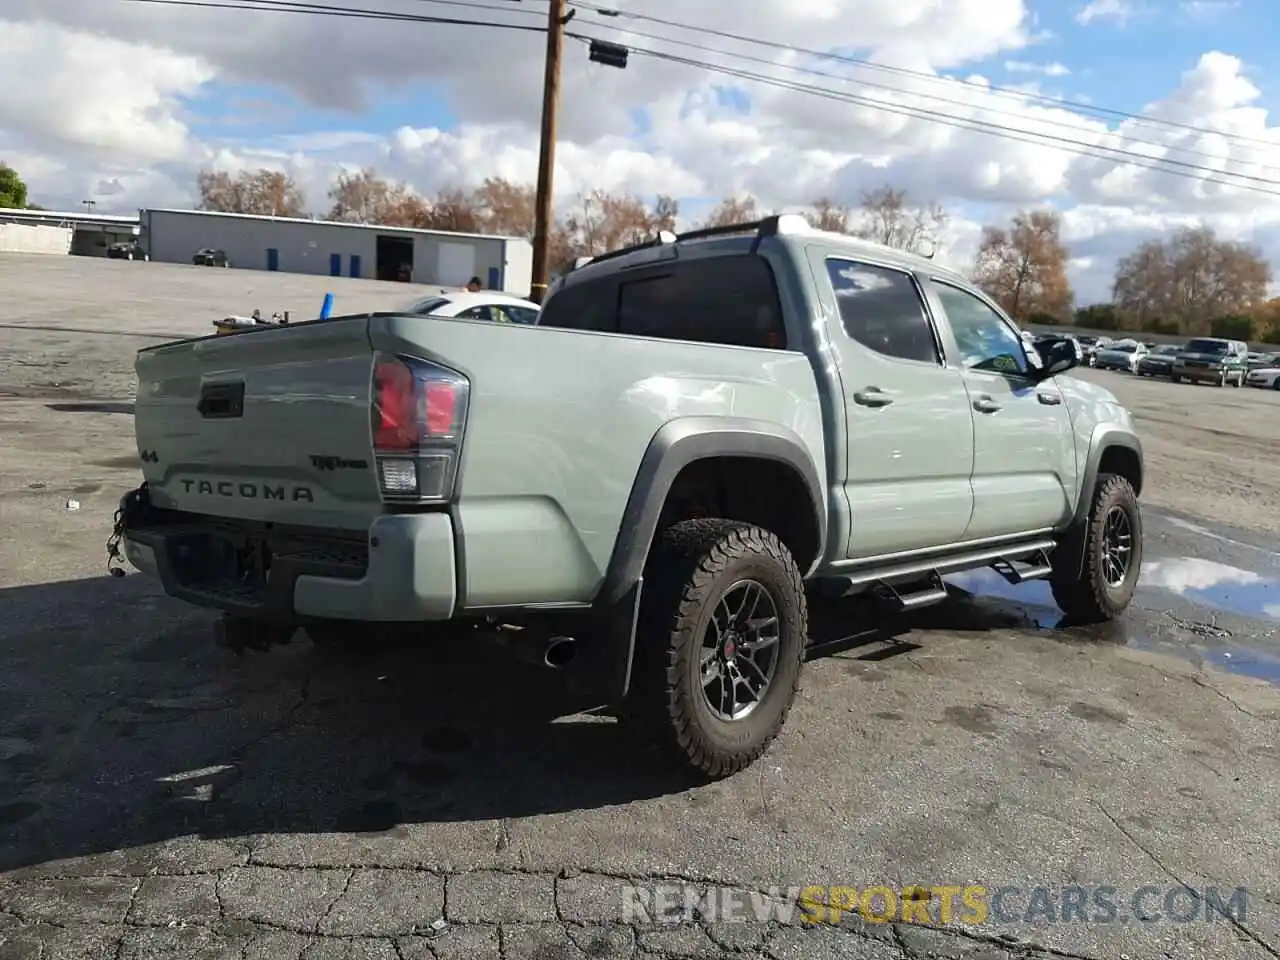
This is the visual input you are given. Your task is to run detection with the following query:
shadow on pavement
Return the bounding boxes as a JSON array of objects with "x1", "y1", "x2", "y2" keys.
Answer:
[
  {"x1": 0, "y1": 572, "x2": 1072, "y2": 874},
  {"x1": 45, "y1": 401, "x2": 135, "y2": 415}
]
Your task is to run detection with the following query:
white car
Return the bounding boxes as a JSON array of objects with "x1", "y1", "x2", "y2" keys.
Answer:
[
  {"x1": 402, "y1": 291, "x2": 541, "y2": 325},
  {"x1": 1244, "y1": 365, "x2": 1280, "y2": 389}
]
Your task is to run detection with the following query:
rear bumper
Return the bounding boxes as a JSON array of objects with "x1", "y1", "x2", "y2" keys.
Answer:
[{"x1": 122, "y1": 508, "x2": 457, "y2": 623}]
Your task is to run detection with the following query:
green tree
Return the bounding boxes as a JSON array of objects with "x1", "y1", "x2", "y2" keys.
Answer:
[
  {"x1": 0, "y1": 164, "x2": 29, "y2": 209},
  {"x1": 1209, "y1": 314, "x2": 1255, "y2": 340},
  {"x1": 1073, "y1": 303, "x2": 1120, "y2": 331}
]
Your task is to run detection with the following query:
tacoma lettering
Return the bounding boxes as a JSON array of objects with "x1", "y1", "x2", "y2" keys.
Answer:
[{"x1": 179, "y1": 479, "x2": 313, "y2": 502}]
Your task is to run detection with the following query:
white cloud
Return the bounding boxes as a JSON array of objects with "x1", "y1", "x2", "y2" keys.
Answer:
[
  {"x1": 1179, "y1": 0, "x2": 1240, "y2": 21},
  {"x1": 2, "y1": 3, "x2": 1280, "y2": 305},
  {"x1": 1005, "y1": 61, "x2": 1072, "y2": 77},
  {"x1": 1076, "y1": 0, "x2": 1134, "y2": 25}
]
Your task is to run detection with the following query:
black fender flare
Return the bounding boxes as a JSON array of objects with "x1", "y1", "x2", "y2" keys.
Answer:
[
  {"x1": 597, "y1": 416, "x2": 827, "y2": 608},
  {"x1": 1050, "y1": 426, "x2": 1144, "y2": 582},
  {"x1": 577, "y1": 417, "x2": 826, "y2": 702}
]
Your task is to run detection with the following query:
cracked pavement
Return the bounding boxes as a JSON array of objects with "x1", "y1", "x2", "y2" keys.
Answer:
[{"x1": 2, "y1": 256, "x2": 1280, "y2": 960}]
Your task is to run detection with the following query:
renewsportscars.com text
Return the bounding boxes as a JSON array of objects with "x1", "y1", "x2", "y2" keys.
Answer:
[{"x1": 620, "y1": 884, "x2": 1249, "y2": 926}]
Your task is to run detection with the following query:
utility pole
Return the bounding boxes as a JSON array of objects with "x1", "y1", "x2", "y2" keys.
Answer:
[{"x1": 529, "y1": 0, "x2": 566, "y2": 304}]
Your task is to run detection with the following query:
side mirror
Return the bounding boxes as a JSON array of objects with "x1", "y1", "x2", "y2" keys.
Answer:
[{"x1": 1037, "y1": 338, "x2": 1079, "y2": 377}]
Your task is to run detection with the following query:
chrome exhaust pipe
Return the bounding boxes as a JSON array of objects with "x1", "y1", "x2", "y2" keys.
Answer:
[{"x1": 543, "y1": 636, "x2": 577, "y2": 668}]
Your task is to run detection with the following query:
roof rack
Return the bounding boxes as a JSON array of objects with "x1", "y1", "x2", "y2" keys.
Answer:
[{"x1": 563, "y1": 214, "x2": 810, "y2": 275}]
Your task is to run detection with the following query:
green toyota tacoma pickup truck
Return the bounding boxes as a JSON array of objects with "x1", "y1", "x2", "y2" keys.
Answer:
[{"x1": 112, "y1": 215, "x2": 1145, "y2": 779}]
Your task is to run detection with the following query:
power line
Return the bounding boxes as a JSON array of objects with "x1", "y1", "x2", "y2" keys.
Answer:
[
  {"x1": 565, "y1": 20, "x2": 1280, "y2": 177},
  {"x1": 115, "y1": 0, "x2": 1280, "y2": 195},
  {"x1": 566, "y1": 0, "x2": 1280, "y2": 154},
  {"x1": 121, "y1": 0, "x2": 546, "y2": 29},
  {"x1": 566, "y1": 37, "x2": 1280, "y2": 199}
]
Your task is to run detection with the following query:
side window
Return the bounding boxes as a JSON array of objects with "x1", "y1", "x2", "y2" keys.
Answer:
[
  {"x1": 825, "y1": 259, "x2": 939, "y2": 364},
  {"x1": 455, "y1": 306, "x2": 493, "y2": 322},
  {"x1": 537, "y1": 279, "x2": 617, "y2": 332},
  {"x1": 507, "y1": 307, "x2": 539, "y2": 325},
  {"x1": 616, "y1": 255, "x2": 788, "y2": 349},
  {"x1": 933, "y1": 283, "x2": 1030, "y2": 377}
]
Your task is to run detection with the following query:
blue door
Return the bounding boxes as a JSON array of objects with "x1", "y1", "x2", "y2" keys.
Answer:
[
  {"x1": 329, "y1": 253, "x2": 341, "y2": 277},
  {"x1": 266, "y1": 248, "x2": 279, "y2": 271},
  {"x1": 487, "y1": 266, "x2": 500, "y2": 290},
  {"x1": 349, "y1": 255, "x2": 361, "y2": 278}
]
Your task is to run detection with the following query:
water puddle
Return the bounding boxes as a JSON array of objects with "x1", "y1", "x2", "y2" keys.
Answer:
[
  {"x1": 944, "y1": 556, "x2": 1280, "y2": 686},
  {"x1": 1140, "y1": 557, "x2": 1280, "y2": 623}
]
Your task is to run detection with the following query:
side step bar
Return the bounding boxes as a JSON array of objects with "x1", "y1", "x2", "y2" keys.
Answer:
[
  {"x1": 873, "y1": 571, "x2": 948, "y2": 610},
  {"x1": 818, "y1": 538, "x2": 1059, "y2": 610},
  {"x1": 991, "y1": 548, "x2": 1054, "y2": 584}
]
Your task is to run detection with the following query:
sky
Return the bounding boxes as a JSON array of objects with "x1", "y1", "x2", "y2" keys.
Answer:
[{"x1": 1, "y1": 0, "x2": 1278, "y2": 303}]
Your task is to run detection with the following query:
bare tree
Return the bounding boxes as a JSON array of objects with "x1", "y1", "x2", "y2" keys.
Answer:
[
  {"x1": 1112, "y1": 226, "x2": 1271, "y2": 334},
  {"x1": 853, "y1": 185, "x2": 947, "y2": 255},
  {"x1": 562, "y1": 189, "x2": 662, "y2": 256},
  {"x1": 973, "y1": 209, "x2": 1073, "y2": 321},
  {"x1": 472, "y1": 177, "x2": 535, "y2": 237},
  {"x1": 651, "y1": 195, "x2": 679, "y2": 233},
  {"x1": 698, "y1": 196, "x2": 759, "y2": 228},
  {"x1": 806, "y1": 197, "x2": 851, "y2": 233},
  {"x1": 421, "y1": 187, "x2": 481, "y2": 233},
  {"x1": 327, "y1": 167, "x2": 420, "y2": 225},
  {"x1": 197, "y1": 168, "x2": 306, "y2": 216}
]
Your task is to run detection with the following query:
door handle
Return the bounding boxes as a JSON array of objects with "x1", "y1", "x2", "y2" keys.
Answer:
[
  {"x1": 972, "y1": 396, "x2": 1001, "y2": 414},
  {"x1": 853, "y1": 388, "x2": 894, "y2": 407},
  {"x1": 1036, "y1": 391, "x2": 1062, "y2": 405}
]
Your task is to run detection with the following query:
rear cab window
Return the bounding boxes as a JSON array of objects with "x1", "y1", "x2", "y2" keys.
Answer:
[
  {"x1": 539, "y1": 254, "x2": 790, "y2": 350},
  {"x1": 823, "y1": 258, "x2": 941, "y2": 365}
]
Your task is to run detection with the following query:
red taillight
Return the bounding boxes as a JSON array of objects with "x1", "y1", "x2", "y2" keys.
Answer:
[
  {"x1": 370, "y1": 351, "x2": 469, "y2": 502},
  {"x1": 424, "y1": 381, "x2": 457, "y2": 437},
  {"x1": 373, "y1": 358, "x2": 417, "y2": 449}
]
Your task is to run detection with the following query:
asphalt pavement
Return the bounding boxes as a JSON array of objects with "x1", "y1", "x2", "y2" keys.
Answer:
[{"x1": 1, "y1": 254, "x2": 1278, "y2": 960}]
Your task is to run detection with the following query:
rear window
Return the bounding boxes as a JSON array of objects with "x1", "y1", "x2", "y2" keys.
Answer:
[
  {"x1": 408, "y1": 297, "x2": 449, "y2": 315},
  {"x1": 539, "y1": 254, "x2": 788, "y2": 349},
  {"x1": 1185, "y1": 338, "x2": 1228, "y2": 353}
]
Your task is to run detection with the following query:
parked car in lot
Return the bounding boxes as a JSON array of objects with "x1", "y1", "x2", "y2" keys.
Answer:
[
  {"x1": 193, "y1": 248, "x2": 230, "y2": 267},
  {"x1": 402, "y1": 290, "x2": 540, "y2": 325},
  {"x1": 106, "y1": 240, "x2": 149, "y2": 261},
  {"x1": 1245, "y1": 361, "x2": 1280, "y2": 389},
  {"x1": 1135, "y1": 343, "x2": 1182, "y2": 378},
  {"x1": 1072, "y1": 335, "x2": 1109, "y2": 367},
  {"x1": 1170, "y1": 337, "x2": 1248, "y2": 387},
  {"x1": 1094, "y1": 339, "x2": 1147, "y2": 372},
  {"x1": 114, "y1": 214, "x2": 1146, "y2": 780},
  {"x1": 1245, "y1": 351, "x2": 1276, "y2": 371}
]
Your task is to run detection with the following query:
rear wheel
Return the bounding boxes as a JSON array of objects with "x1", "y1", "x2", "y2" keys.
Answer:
[
  {"x1": 627, "y1": 519, "x2": 807, "y2": 780},
  {"x1": 1051, "y1": 474, "x2": 1142, "y2": 624}
]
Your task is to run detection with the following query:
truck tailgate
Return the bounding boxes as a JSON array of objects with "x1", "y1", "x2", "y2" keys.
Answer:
[{"x1": 133, "y1": 317, "x2": 381, "y2": 528}]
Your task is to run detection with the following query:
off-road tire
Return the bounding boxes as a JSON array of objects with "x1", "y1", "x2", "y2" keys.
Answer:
[
  {"x1": 1050, "y1": 474, "x2": 1142, "y2": 623},
  {"x1": 627, "y1": 519, "x2": 807, "y2": 780}
]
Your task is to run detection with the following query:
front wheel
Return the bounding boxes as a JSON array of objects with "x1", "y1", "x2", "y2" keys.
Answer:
[
  {"x1": 628, "y1": 519, "x2": 807, "y2": 780},
  {"x1": 1051, "y1": 474, "x2": 1142, "y2": 623}
]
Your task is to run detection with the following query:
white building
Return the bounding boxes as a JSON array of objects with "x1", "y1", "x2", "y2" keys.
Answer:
[
  {"x1": 139, "y1": 208, "x2": 534, "y2": 294},
  {"x1": 0, "y1": 207, "x2": 139, "y2": 255}
]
